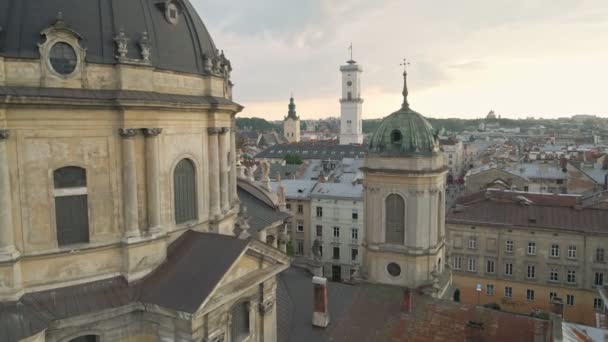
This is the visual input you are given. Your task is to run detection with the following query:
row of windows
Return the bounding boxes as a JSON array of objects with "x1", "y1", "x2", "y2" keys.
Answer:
[
  {"x1": 486, "y1": 285, "x2": 603, "y2": 310},
  {"x1": 53, "y1": 160, "x2": 198, "y2": 247},
  {"x1": 301, "y1": 242, "x2": 359, "y2": 261},
  {"x1": 467, "y1": 237, "x2": 605, "y2": 262},
  {"x1": 314, "y1": 206, "x2": 359, "y2": 220},
  {"x1": 453, "y1": 256, "x2": 605, "y2": 286},
  {"x1": 302, "y1": 225, "x2": 359, "y2": 240}
]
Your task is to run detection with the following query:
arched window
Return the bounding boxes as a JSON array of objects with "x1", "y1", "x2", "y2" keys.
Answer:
[
  {"x1": 391, "y1": 130, "x2": 403, "y2": 144},
  {"x1": 231, "y1": 302, "x2": 250, "y2": 342},
  {"x1": 54, "y1": 166, "x2": 89, "y2": 246},
  {"x1": 347, "y1": 92, "x2": 352, "y2": 100},
  {"x1": 385, "y1": 194, "x2": 405, "y2": 244},
  {"x1": 174, "y1": 159, "x2": 197, "y2": 224},
  {"x1": 67, "y1": 335, "x2": 99, "y2": 342}
]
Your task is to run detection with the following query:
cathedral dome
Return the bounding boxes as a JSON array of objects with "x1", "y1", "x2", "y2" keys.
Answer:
[
  {"x1": 0, "y1": 0, "x2": 218, "y2": 76},
  {"x1": 368, "y1": 72, "x2": 439, "y2": 156}
]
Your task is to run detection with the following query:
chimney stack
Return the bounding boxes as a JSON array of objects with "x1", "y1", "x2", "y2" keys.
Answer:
[
  {"x1": 550, "y1": 297, "x2": 564, "y2": 317},
  {"x1": 402, "y1": 288, "x2": 412, "y2": 314},
  {"x1": 312, "y1": 276, "x2": 330, "y2": 327}
]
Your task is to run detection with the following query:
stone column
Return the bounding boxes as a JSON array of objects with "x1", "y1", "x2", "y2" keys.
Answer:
[
  {"x1": 219, "y1": 127, "x2": 230, "y2": 213},
  {"x1": 143, "y1": 128, "x2": 162, "y2": 233},
  {"x1": 208, "y1": 128, "x2": 221, "y2": 220},
  {"x1": 229, "y1": 126, "x2": 238, "y2": 206},
  {"x1": 0, "y1": 129, "x2": 18, "y2": 260},
  {"x1": 119, "y1": 128, "x2": 140, "y2": 239}
]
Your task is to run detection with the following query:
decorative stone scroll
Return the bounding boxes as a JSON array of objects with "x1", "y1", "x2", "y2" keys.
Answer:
[
  {"x1": 204, "y1": 332, "x2": 225, "y2": 342},
  {"x1": 118, "y1": 128, "x2": 138, "y2": 139},
  {"x1": 258, "y1": 299, "x2": 275, "y2": 315}
]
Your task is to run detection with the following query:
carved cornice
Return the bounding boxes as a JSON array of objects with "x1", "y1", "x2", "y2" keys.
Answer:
[
  {"x1": 0, "y1": 130, "x2": 9, "y2": 140},
  {"x1": 118, "y1": 128, "x2": 139, "y2": 138},
  {"x1": 142, "y1": 128, "x2": 163, "y2": 137},
  {"x1": 207, "y1": 127, "x2": 222, "y2": 135}
]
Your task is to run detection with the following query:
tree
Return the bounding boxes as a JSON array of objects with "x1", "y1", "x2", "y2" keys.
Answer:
[{"x1": 284, "y1": 153, "x2": 303, "y2": 165}]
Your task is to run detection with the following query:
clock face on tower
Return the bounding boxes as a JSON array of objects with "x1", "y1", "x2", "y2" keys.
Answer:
[{"x1": 347, "y1": 81, "x2": 352, "y2": 87}]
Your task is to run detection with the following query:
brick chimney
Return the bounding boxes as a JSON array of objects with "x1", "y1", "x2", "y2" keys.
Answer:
[
  {"x1": 550, "y1": 297, "x2": 564, "y2": 317},
  {"x1": 312, "y1": 276, "x2": 330, "y2": 327},
  {"x1": 402, "y1": 288, "x2": 412, "y2": 314}
]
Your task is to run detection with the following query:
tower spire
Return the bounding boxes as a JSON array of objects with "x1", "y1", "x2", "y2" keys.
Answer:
[
  {"x1": 347, "y1": 43, "x2": 356, "y2": 64},
  {"x1": 400, "y1": 58, "x2": 410, "y2": 109}
]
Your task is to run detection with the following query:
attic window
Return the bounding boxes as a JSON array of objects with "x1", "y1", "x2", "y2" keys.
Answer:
[{"x1": 391, "y1": 130, "x2": 403, "y2": 144}]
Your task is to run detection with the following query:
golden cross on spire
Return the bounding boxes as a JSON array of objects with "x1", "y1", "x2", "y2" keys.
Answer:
[{"x1": 400, "y1": 58, "x2": 410, "y2": 73}]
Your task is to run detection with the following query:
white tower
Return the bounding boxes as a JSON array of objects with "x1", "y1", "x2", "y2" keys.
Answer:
[{"x1": 339, "y1": 49, "x2": 364, "y2": 145}]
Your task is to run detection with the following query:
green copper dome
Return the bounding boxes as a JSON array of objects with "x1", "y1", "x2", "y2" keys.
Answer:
[{"x1": 368, "y1": 71, "x2": 439, "y2": 156}]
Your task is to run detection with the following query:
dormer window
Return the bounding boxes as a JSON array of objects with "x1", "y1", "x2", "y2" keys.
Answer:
[{"x1": 391, "y1": 130, "x2": 402, "y2": 144}]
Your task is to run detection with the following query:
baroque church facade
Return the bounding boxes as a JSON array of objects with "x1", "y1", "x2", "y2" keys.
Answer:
[
  {"x1": 361, "y1": 70, "x2": 450, "y2": 296},
  {"x1": 0, "y1": 1, "x2": 288, "y2": 341}
]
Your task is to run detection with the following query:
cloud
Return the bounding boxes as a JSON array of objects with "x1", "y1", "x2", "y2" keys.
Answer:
[{"x1": 192, "y1": 0, "x2": 608, "y2": 120}]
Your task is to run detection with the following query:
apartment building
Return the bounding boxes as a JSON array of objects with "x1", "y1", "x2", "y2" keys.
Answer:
[
  {"x1": 310, "y1": 183, "x2": 364, "y2": 281},
  {"x1": 271, "y1": 180, "x2": 317, "y2": 257},
  {"x1": 447, "y1": 190, "x2": 608, "y2": 325}
]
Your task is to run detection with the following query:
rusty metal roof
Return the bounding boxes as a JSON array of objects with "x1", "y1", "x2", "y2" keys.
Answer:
[{"x1": 449, "y1": 192, "x2": 608, "y2": 233}]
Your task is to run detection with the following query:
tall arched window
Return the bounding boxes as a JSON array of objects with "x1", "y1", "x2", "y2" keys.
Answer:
[
  {"x1": 385, "y1": 194, "x2": 405, "y2": 244},
  {"x1": 231, "y1": 301, "x2": 250, "y2": 342},
  {"x1": 174, "y1": 159, "x2": 197, "y2": 224},
  {"x1": 54, "y1": 166, "x2": 89, "y2": 246}
]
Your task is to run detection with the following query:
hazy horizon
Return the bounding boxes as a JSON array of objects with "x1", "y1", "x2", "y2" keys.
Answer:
[{"x1": 194, "y1": 0, "x2": 608, "y2": 121}]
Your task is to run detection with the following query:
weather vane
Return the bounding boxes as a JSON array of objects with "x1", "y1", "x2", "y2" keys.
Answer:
[{"x1": 400, "y1": 58, "x2": 410, "y2": 73}]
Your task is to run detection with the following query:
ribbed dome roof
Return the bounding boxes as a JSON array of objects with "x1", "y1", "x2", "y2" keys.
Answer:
[
  {"x1": 368, "y1": 72, "x2": 439, "y2": 156},
  {"x1": 0, "y1": 0, "x2": 218, "y2": 76}
]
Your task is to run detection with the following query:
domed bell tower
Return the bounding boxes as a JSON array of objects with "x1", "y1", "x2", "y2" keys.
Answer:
[
  {"x1": 361, "y1": 65, "x2": 449, "y2": 296},
  {"x1": 283, "y1": 96, "x2": 300, "y2": 143}
]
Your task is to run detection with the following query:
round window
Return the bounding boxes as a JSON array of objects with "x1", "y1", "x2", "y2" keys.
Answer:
[
  {"x1": 165, "y1": 2, "x2": 180, "y2": 25},
  {"x1": 387, "y1": 262, "x2": 401, "y2": 277},
  {"x1": 49, "y1": 42, "x2": 77, "y2": 75},
  {"x1": 347, "y1": 81, "x2": 352, "y2": 87}
]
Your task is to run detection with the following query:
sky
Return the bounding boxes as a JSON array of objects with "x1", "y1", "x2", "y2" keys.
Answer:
[{"x1": 192, "y1": 0, "x2": 608, "y2": 121}]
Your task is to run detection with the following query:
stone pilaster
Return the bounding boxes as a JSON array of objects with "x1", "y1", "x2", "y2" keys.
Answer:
[
  {"x1": 208, "y1": 128, "x2": 221, "y2": 220},
  {"x1": 229, "y1": 126, "x2": 238, "y2": 206},
  {"x1": 219, "y1": 127, "x2": 230, "y2": 213},
  {"x1": 0, "y1": 130, "x2": 18, "y2": 260},
  {"x1": 143, "y1": 128, "x2": 162, "y2": 233},
  {"x1": 119, "y1": 128, "x2": 140, "y2": 239}
]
